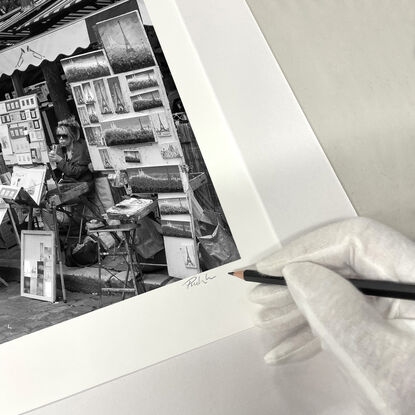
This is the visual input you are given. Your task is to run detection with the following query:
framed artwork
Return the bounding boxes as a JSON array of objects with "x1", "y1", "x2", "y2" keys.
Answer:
[
  {"x1": 150, "y1": 112, "x2": 171, "y2": 138},
  {"x1": 82, "y1": 82, "x2": 95, "y2": 104},
  {"x1": 98, "y1": 148, "x2": 113, "y2": 169},
  {"x1": 30, "y1": 109, "x2": 37, "y2": 119},
  {"x1": 180, "y1": 242, "x2": 198, "y2": 269},
  {"x1": 78, "y1": 107, "x2": 90, "y2": 126},
  {"x1": 126, "y1": 69, "x2": 158, "y2": 92},
  {"x1": 33, "y1": 120, "x2": 40, "y2": 129},
  {"x1": 86, "y1": 104, "x2": 99, "y2": 123},
  {"x1": 131, "y1": 90, "x2": 163, "y2": 112},
  {"x1": 161, "y1": 220, "x2": 192, "y2": 238},
  {"x1": 21, "y1": 230, "x2": 56, "y2": 302},
  {"x1": 124, "y1": 149, "x2": 141, "y2": 163},
  {"x1": 102, "y1": 116, "x2": 154, "y2": 146},
  {"x1": 158, "y1": 197, "x2": 189, "y2": 215},
  {"x1": 61, "y1": 50, "x2": 111, "y2": 83},
  {"x1": 126, "y1": 165, "x2": 183, "y2": 193},
  {"x1": 107, "y1": 76, "x2": 129, "y2": 114},
  {"x1": 160, "y1": 142, "x2": 181, "y2": 159},
  {"x1": 73, "y1": 85, "x2": 85, "y2": 105},
  {"x1": 20, "y1": 111, "x2": 26, "y2": 120},
  {"x1": 93, "y1": 79, "x2": 112, "y2": 114},
  {"x1": 96, "y1": 11, "x2": 155, "y2": 73},
  {"x1": 84, "y1": 126, "x2": 103, "y2": 146}
]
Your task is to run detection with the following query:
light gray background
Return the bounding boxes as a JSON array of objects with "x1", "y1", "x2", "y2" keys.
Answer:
[{"x1": 247, "y1": 0, "x2": 415, "y2": 238}]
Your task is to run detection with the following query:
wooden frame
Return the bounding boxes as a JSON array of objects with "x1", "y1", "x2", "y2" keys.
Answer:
[{"x1": 21, "y1": 230, "x2": 56, "y2": 303}]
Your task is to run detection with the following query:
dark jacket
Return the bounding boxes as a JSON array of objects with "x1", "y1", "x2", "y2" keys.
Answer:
[{"x1": 55, "y1": 139, "x2": 93, "y2": 184}]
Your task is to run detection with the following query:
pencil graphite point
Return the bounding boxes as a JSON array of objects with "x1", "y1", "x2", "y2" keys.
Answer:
[{"x1": 229, "y1": 271, "x2": 244, "y2": 279}]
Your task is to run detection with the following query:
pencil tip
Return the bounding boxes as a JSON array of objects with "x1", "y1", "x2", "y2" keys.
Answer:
[{"x1": 228, "y1": 272, "x2": 235, "y2": 276}]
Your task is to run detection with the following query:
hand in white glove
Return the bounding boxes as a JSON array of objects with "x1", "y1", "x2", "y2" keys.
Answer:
[{"x1": 249, "y1": 217, "x2": 415, "y2": 414}]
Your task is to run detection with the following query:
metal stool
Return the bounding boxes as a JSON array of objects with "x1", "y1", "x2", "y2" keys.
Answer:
[{"x1": 88, "y1": 223, "x2": 146, "y2": 307}]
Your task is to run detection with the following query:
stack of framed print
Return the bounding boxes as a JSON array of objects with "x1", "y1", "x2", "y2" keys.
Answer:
[
  {"x1": 0, "y1": 94, "x2": 49, "y2": 167},
  {"x1": 61, "y1": 10, "x2": 200, "y2": 277}
]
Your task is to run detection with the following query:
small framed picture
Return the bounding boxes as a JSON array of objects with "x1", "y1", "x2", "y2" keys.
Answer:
[
  {"x1": 30, "y1": 109, "x2": 37, "y2": 119},
  {"x1": 33, "y1": 120, "x2": 40, "y2": 129},
  {"x1": 21, "y1": 230, "x2": 56, "y2": 303},
  {"x1": 20, "y1": 111, "x2": 26, "y2": 120}
]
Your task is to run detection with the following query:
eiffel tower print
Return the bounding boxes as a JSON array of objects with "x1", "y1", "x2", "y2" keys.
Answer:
[
  {"x1": 112, "y1": 82, "x2": 127, "y2": 113},
  {"x1": 97, "y1": 81, "x2": 111, "y2": 114},
  {"x1": 156, "y1": 113, "x2": 169, "y2": 133}
]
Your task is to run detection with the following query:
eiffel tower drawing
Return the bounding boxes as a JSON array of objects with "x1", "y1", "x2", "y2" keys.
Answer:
[
  {"x1": 112, "y1": 83, "x2": 127, "y2": 113},
  {"x1": 156, "y1": 113, "x2": 169, "y2": 133},
  {"x1": 97, "y1": 81, "x2": 111, "y2": 114},
  {"x1": 184, "y1": 246, "x2": 195, "y2": 268},
  {"x1": 118, "y1": 20, "x2": 133, "y2": 53}
]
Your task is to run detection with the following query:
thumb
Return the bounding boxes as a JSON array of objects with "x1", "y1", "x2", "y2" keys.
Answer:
[{"x1": 282, "y1": 262, "x2": 415, "y2": 415}]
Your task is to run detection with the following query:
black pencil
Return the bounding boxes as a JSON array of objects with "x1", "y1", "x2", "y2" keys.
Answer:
[{"x1": 229, "y1": 270, "x2": 415, "y2": 301}]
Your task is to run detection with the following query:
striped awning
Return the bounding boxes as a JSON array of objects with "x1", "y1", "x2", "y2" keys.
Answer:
[{"x1": 0, "y1": 18, "x2": 90, "y2": 75}]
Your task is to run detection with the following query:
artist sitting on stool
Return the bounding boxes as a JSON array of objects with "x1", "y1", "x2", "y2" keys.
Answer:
[{"x1": 48, "y1": 116, "x2": 94, "y2": 190}]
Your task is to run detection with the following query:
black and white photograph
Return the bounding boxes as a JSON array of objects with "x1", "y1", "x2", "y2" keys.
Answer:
[
  {"x1": 107, "y1": 76, "x2": 129, "y2": 114},
  {"x1": 124, "y1": 149, "x2": 141, "y2": 163},
  {"x1": 84, "y1": 126, "x2": 103, "y2": 146},
  {"x1": 161, "y1": 220, "x2": 192, "y2": 239},
  {"x1": 126, "y1": 69, "x2": 158, "y2": 92},
  {"x1": 158, "y1": 197, "x2": 189, "y2": 215},
  {"x1": 131, "y1": 90, "x2": 163, "y2": 112},
  {"x1": 93, "y1": 79, "x2": 113, "y2": 115}
]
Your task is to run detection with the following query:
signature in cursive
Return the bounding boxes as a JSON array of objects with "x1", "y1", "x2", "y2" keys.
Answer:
[{"x1": 182, "y1": 273, "x2": 216, "y2": 289}]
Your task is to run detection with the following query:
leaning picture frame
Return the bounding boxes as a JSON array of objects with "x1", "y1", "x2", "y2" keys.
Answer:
[{"x1": 21, "y1": 230, "x2": 56, "y2": 303}]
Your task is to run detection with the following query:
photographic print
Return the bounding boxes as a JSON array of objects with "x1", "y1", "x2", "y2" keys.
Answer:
[
  {"x1": 96, "y1": 11, "x2": 155, "y2": 73},
  {"x1": 161, "y1": 220, "x2": 192, "y2": 239},
  {"x1": 82, "y1": 82, "x2": 95, "y2": 104},
  {"x1": 73, "y1": 85, "x2": 85, "y2": 105},
  {"x1": 78, "y1": 106, "x2": 90, "y2": 126},
  {"x1": 102, "y1": 116, "x2": 154, "y2": 146},
  {"x1": 160, "y1": 142, "x2": 181, "y2": 159},
  {"x1": 127, "y1": 165, "x2": 183, "y2": 193},
  {"x1": 86, "y1": 104, "x2": 99, "y2": 124},
  {"x1": 99, "y1": 148, "x2": 113, "y2": 169},
  {"x1": 131, "y1": 90, "x2": 163, "y2": 112},
  {"x1": 61, "y1": 50, "x2": 111, "y2": 83},
  {"x1": 151, "y1": 112, "x2": 171, "y2": 138},
  {"x1": 33, "y1": 120, "x2": 40, "y2": 129},
  {"x1": 124, "y1": 149, "x2": 141, "y2": 163},
  {"x1": 20, "y1": 111, "x2": 26, "y2": 120},
  {"x1": 126, "y1": 70, "x2": 158, "y2": 92},
  {"x1": 93, "y1": 79, "x2": 112, "y2": 114},
  {"x1": 158, "y1": 197, "x2": 189, "y2": 215},
  {"x1": 107, "y1": 76, "x2": 129, "y2": 114},
  {"x1": 84, "y1": 126, "x2": 103, "y2": 146},
  {"x1": 30, "y1": 109, "x2": 37, "y2": 119}
]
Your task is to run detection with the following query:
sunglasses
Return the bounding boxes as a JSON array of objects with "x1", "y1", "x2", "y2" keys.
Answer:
[{"x1": 57, "y1": 134, "x2": 68, "y2": 138}]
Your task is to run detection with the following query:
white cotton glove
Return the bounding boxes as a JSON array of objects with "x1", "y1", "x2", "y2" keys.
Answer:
[{"x1": 249, "y1": 217, "x2": 415, "y2": 414}]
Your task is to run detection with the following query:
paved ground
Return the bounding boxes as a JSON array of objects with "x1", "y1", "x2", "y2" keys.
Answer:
[{"x1": 0, "y1": 281, "x2": 121, "y2": 345}]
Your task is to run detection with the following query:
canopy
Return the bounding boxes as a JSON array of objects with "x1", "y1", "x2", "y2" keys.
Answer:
[{"x1": 0, "y1": 19, "x2": 89, "y2": 76}]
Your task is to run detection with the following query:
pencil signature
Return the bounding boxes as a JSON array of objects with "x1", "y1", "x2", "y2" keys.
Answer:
[{"x1": 182, "y1": 273, "x2": 216, "y2": 289}]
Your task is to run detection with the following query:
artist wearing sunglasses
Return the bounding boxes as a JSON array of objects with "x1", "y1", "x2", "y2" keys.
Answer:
[{"x1": 48, "y1": 116, "x2": 93, "y2": 188}]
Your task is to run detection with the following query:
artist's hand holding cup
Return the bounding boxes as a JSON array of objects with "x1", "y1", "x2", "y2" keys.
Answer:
[
  {"x1": 249, "y1": 217, "x2": 415, "y2": 415},
  {"x1": 48, "y1": 146, "x2": 62, "y2": 163}
]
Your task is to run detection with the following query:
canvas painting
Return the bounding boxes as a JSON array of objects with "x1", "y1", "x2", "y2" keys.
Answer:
[
  {"x1": 61, "y1": 50, "x2": 111, "y2": 83},
  {"x1": 180, "y1": 242, "x2": 198, "y2": 269},
  {"x1": 160, "y1": 142, "x2": 181, "y2": 159},
  {"x1": 93, "y1": 79, "x2": 113, "y2": 115},
  {"x1": 127, "y1": 165, "x2": 183, "y2": 193},
  {"x1": 0, "y1": 124, "x2": 12, "y2": 155},
  {"x1": 150, "y1": 112, "x2": 172, "y2": 138},
  {"x1": 161, "y1": 220, "x2": 192, "y2": 239},
  {"x1": 96, "y1": 11, "x2": 155, "y2": 73},
  {"x1": 107, "y1": 76, "x2": 129, "y2": 114},
  {"x1": 158, "y1": 197, "x2": 189, "y2": 215},
  {"x1": 101, "y1": 116, "x2": 154, "y2": 146},
  {"x1": 84, "y1": 126, "x2": 103, "y2": 146},
  {"x1": 73, "y1": 85, "x2": 85, "y2": 105},
  {"x1": 99, "y1": 148, "x2": 113, "y2": 169},
  {"x1": 131, "y1": 90, "x2": 163, "y2": 112},
  {"x1": 78, "y1": 107, "x2": 90, "y2": 126},
  {"x1": 82, "y1": 82, "x2": 95, "y2": 104},
  {"x1": 126, "y1": 69, "x2": 158, "y2": 92},
  {"x1": 86, "y1": 104, "x2": 99, "y2": 124},
  {"x1": 124, "y1": 150, "x2": 141, "y2": 163}
]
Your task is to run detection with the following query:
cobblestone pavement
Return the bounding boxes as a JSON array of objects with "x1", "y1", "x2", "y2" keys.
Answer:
[{"x1": 0, "y1": 281, "x2": 120, "y2": 345}]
